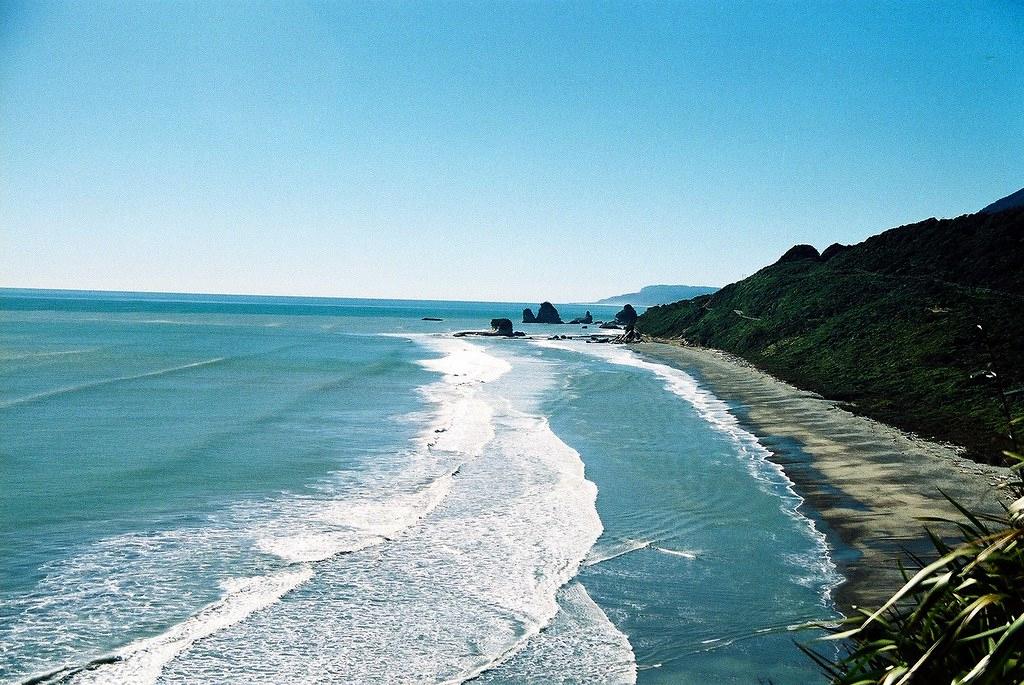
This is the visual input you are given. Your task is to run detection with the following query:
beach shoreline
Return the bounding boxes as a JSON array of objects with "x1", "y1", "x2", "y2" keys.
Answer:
[{"x1": 636, "y1": 341, "x2": 1014, "y2": 610}]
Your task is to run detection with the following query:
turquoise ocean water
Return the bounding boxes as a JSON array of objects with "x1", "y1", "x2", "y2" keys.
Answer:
[{"x1": 1, "y1": 290, "x2": 841, "y2": 684}]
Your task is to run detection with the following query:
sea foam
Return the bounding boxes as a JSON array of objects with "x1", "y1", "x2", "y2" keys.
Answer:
[
  {"x1": 531, "y1": 339, "x2": 843, "y2": 605},
  {"x1": 7, "y1": 336, "x2": 512, "y2": 685},
  {"x1": 70, "y1": 568, "x2": 313, "y2": 685},
  {"x1": 147, "y1": 338, "x2": 632, "y2": 684},
  {"x1": 38, "y1": 336, "x2": 631, "y2": 684}
]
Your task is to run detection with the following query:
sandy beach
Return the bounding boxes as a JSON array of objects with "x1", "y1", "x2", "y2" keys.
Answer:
[{"x1": 637, "y1": 341, "x2": 1015, "y2": 610}]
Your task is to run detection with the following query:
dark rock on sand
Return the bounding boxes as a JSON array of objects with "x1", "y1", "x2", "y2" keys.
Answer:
[{"x1": 613, "y1": 328, "x2": 644, "y2": 344}]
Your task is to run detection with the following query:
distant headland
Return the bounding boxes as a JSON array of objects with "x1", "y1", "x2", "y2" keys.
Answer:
[{"x1": 593, "y1": 284, "x2": 718, "y2": 307}]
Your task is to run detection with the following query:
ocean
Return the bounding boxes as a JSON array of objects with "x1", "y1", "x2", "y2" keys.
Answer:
[{"x1": 0, "y1": 290, "x2": 841, "y2": 684}]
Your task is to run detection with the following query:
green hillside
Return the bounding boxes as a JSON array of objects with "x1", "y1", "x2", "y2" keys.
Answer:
[{"x1": 638, "y1": 208, "x2": 1024, "y2": 463}]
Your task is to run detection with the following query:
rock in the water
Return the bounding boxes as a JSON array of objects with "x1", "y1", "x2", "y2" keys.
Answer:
[
  {"x1": 614, "y1": 304, "x2": 638, "y2": 328},
  {"x1": 421, "y1": 317, "x2": 443, "y2": 321},
  {"x1": 490, "y1": 318, "x2": 514, "y2": 336},
  {"x1": 569, "y1": 310, "x2": 593, "y2": 324},
  {"x1": 599, "y1": 322, "x2": 622, "y2": 329},
  {"x1": 534, "y1": 301, "x2": 563, "y2": 324},
  {"x1": 453, "y1": 318, "x2": 520, "y2": 338},
  {"x1": 523, "y1": 302, "x2": 563, "y2": 323}
]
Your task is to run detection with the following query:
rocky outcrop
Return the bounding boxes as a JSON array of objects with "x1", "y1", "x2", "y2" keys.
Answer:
[
  {"x1": 614, "y1": 304, "x2": 638, "y2": 329},
  {"x1": 599, "y1": 322, "x2": 622, "y2": 330},
  {"x1": 819, "y1": 243, "x2": 850, "y2": 262},
  {"x1": 453, "y1": 318, "x2": 523, "y2": 338},
  {"x1": 536, "y1": 302, "x2": 563, "y2": 324},
  {"x1": 613, "y1": 328, "x2": 644, "y2": 343},
  {"x1": 490, "y1": 318, "x2": 514, "y2": 336},
  {"x1": 583, "y1": 330, "x2": 645, "y2": 344},
  {"x1": 523, "y1": 302, "x2": 563, "y2": 324},
  {"x1": 568, "y1": 311, "x2": 593, "y2": 324},
  {"x1": 776, "y1": 244, "x2": 821, "y2": 263}
]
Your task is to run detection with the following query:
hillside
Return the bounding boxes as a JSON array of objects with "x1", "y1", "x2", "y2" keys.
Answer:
[
  {"x1": 638, "y1": 207, "x2": 1024, "y2": 462},
  {"x1": 981, "y1": 186, "x2": 1024, "y2": 214},
  {"x1": 595, "y1": 284, "x2": 718, "y2": 306}
]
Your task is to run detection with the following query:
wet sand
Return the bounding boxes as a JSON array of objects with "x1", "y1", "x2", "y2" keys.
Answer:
[{"x1": 637, "y1": 341, "x2": 1015, "y2": 610}]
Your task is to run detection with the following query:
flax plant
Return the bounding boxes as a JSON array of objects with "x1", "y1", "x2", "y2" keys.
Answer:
[{"x1": 804, "y1": 474, "x2": 1024, "y2": 684}]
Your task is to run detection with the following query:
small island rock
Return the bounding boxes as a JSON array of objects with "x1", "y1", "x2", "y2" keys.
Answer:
[
  {"x1": 569, "y1": 310, "x2": 593, "y2": 325},
  {"x1": 523, "y1": 302, "x2": 563, "y2": 324},
  {"x1": 490, "y1": 318, "x2": 514, "y2": 336},
  {"x1": 534, "y1": 302, "x2": 563, "y2": 324}
]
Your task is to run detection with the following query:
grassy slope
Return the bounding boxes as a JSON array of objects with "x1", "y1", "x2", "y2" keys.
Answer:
[{"x1": 638, "y1": 208, "x2": 1024, "y2": 462}]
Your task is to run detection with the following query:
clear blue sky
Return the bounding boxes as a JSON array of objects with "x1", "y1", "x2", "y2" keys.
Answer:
[{"x1": 2, "y1": 1, "x2": 1022, "y2": 302}]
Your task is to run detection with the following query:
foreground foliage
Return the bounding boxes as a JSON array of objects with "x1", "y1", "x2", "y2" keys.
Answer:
[{"x1": 805, "y1": 480, "x2": 1024, "y2": 684}]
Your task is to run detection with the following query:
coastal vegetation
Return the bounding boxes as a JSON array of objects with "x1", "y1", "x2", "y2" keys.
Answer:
[
  {"x1": 638, "y1": 207, "x2": 1024, "y2": 463},
  {"x1": 805, "y1": 483, "x2": 1024, "y2": 684}
]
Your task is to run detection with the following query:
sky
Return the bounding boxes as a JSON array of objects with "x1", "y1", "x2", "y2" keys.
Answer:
[{"x1": 2, "y1": 1, "x2": 1022, "y2": 302}]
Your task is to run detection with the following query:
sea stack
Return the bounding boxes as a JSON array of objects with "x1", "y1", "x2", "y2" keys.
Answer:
[
  {"x1": 534, "y1": 302, "x2": 563, "y2": 324},
  {"x1": 490, "y1": 318, "x2": 514, "y2": 336},
  {"x1": 523, "y1": 302, "x2": 563, "y2": 324},
  {"x1": 569, "y1": 311, "x2": 593, "y2": 324},
  {"x1": 614, "y1": 304, "x2": 638, "y2": 330}
]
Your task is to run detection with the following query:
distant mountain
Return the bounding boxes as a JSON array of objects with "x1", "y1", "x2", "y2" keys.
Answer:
[
  {"x1": 638, "y1": 206, "x2": 1024, "y2": 463},
  {"x1": 595, "y1": 284, "x2": 718, "y2": 307},
  {"x1": 981, "y1": 186, "x2": 1024, "y2": 214}
]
